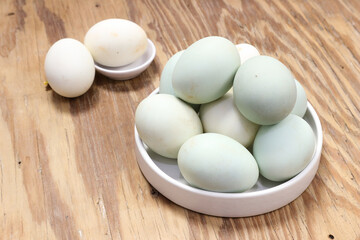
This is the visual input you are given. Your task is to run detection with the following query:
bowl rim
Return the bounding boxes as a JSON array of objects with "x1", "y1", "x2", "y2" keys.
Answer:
[
  {"x1": 94, "y1": 39, "x2": 156, "y2": 74},
  {"x1": 134, "y1": 88, "x2": 323, "y2": 199}
]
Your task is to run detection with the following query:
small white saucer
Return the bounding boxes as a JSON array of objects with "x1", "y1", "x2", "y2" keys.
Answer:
[
  {"x1": 134, "y1": 88, "x2": 323, "y2": 217},
  {"x1": 94, "y1": 39, "x2": 156, "y2": 80}
]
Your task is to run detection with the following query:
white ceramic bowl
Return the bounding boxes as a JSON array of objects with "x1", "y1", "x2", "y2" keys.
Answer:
[
  {"x1": 134, "y1": 88, "x2": 323, "y2": 217},
  {"x1": 94, "y1": 39, "x2": 156, "y2": 80}
]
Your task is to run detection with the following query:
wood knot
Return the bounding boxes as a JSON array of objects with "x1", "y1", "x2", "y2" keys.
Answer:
[
  {"x1": 7, "y1": 12, "x2": 15, "y2": 16},
  {"x1": 150, "y1": 188, "x2": 159, "y2": 197},
  {"x1": 95, "y1": 3, "x2": 100, "y2": 7}
]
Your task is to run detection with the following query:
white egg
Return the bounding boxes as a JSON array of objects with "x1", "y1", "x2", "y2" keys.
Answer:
[
  {"x1": 199, "y1": 92, "x2": 259, "y2": 147},
  {"x1": 135, "y1": 94, "x2": 203, "y2": 158},
  {"x1": 44, "y1": 38, "x2": 95, "y2": 98},
  {"x1": 178, "y1": 133, "x2": 259, "y2": 192},
  {"x1": 253, "y1": 114, "x2": 316, "y2": 181},
  {"x1": 84, "y1": 19, "x2": 148, "y2": 67},
  {"x1": 236, "y1": 43, "x2": 260, "y2": 64},
  {"x1": 291, "y1": 79, "x2": 308, "y2": 117}
]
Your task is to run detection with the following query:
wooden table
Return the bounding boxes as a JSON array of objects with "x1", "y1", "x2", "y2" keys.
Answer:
[{"x1": 1, "y1": 0, "x2": 359, "y2": 239}]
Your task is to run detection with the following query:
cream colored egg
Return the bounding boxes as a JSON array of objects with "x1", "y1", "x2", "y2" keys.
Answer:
[
  {"x1": 236, "y1": 43, "x2": 260, "y2": 64},
  {"x1": 84, "y1": 19, "x2": 147, "y2": 67},
  {"x1": 44, "y1": 38, "x2": 95, "y2": 98},
  {"x1": 199, "y1": 92, "x2": 259, "y2": 147},
  {"x1": 135, "y1": 94, "x2": 203, "y2": 159}
]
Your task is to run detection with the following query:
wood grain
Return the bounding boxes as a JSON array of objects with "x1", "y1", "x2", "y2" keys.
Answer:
[{"x1": 0, "y1": 0, "x2": 359, "y2": 239}]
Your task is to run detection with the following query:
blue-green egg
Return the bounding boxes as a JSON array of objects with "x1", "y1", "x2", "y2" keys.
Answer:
[
  {"x1": 159, "y1": 51, "x2": 184, "y2": 95},
  {"x1": 253, "y1": 114, "x2": 316, "y2": 181},
  {"x1": 233, "y1": 55, "x2": 296, "y2": 125},
  {"x1": 291, "y1": 79, "x2": 308, "y2": 118},
  {"x1": 178, "y1": 133, "x2": 259, "y2": 192},
  {"x1": 159, "y1": 50, "x2": 200, "y2": 112},
  {"x1": 173, "y1": 36, "x2": 240, "y2": 104}
]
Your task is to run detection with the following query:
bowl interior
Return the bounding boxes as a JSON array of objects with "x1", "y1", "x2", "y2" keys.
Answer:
[
  {"x1": 94, "y1": 39, "x2": 156, "y2": 73},
  {"x1": 137, "y1": 90, "x2": 322, "y2": 195}
]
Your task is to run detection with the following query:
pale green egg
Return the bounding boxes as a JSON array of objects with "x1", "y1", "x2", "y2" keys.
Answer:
[
  {"x1": 291, "y1": 79, "x2": 308, "y2": 118},
  {"x1": 135, "y1": 94, "x2": 203, "y2": 159},
  {"x1": 253, "y1": 114, "x2": 316, "y2": 182},
  {"x1": 173, "y1": 36, "x2": 240, "y2": 104},
  {"x1": 159, "y1": 50, "x2": 200, "y2": 112},
  {"x1": 159, "y1": 51, "x2": 184, "y2": 95},
  {"x1": 178, "y1": 133, "x2": 259, "y2": 192},
  {"x1": 233, "y1": 55, "x2": 296, "y2": 125}
]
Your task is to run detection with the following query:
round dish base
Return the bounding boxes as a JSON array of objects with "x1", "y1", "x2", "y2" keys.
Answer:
[{"x1": 134, "y1": 88, "x2": 323, "y2": 217}]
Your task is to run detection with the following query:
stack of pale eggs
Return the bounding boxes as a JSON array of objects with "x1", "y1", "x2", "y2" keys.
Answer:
[
  {"x1": 135, "y1": 37, "x2": 315, "y2": 193},
  {"x1": 44, "y1": 19, "x2": 148, "y2": 97}
]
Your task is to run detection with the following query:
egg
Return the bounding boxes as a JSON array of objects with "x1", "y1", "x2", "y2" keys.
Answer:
[
  {"x1": 135, "y1": 94, "x2": 203, "y2": 159},
  {"x1": 159, "y1": 51, "x2": 184, "y2": 95},
  {"x1": 159, "y1": 50, "x2": 200, "y2": 112},
  {"x1": 84, "y1": 19, "x2": 147, "y2": 67},
  {"x1": 236, "y1": 43, "x2": 260, "y2": 64},
  {"x1": 44, "y1": 38, "x2": 95, "y2": 98},
  {"x1": 291, "y1": 79, "x2": 308, "y2": 117},
  {"x1": 233, "y1": 55, "x2": 296, "y2": 125},
  {"x1": 199, "y1": 92, "x2": 259, "y2": 147},
  {"x1": 172, "y1": 36, "x2": 240, "y2": 104},
  {"x1": 178, "y1": 133, "x2": 259, "y2": 192},
  {"x1": 253, "y1": 114, "x2": 316, "y2": 182}
]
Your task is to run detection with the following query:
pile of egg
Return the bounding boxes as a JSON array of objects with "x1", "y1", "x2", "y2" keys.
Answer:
[
  {"x1": 135, "y1": 36, "x2": 316, "y2": 193},
  {"x1": 44, "y1": 19, "x2": 148, "y2": 97}
]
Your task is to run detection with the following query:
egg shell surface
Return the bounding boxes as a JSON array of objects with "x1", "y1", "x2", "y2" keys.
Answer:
[
  {"x1": 172, "y1": 36, "x2": 240, "y2": 104},
  {"x1": 253, "y1": 114, "x2": 316, "y2": 182},
  {"x1": 159, "y1": 50, "x2": 200, "y2": 111},
  {"x1": 291, "y1": 79, "x2": 308, "y2": 117},
  {"x1": 135, "y1": 94, "x2": 203, "y2": 159},
  {"x1": 236, "y1": 43, "x2": 260, "y2": 64},
  {"x1": 233, "y1": 55, "x2": 296, "y2": 125},
  {"x1": 44, "y1": 38, "x2": 95, "y2": 98},
  {"x1": 159, "y1": 51, "x2": 184, "y2": 95},
  {"x1": 178, "y1": 133, "x2": 259, "y2": 193},
  {"x1": 84, "y1": 19, "x2": 147, "y2": 67},
  {"x1": 199, "y1": 92, "x2": 259, "y2": 147}
]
